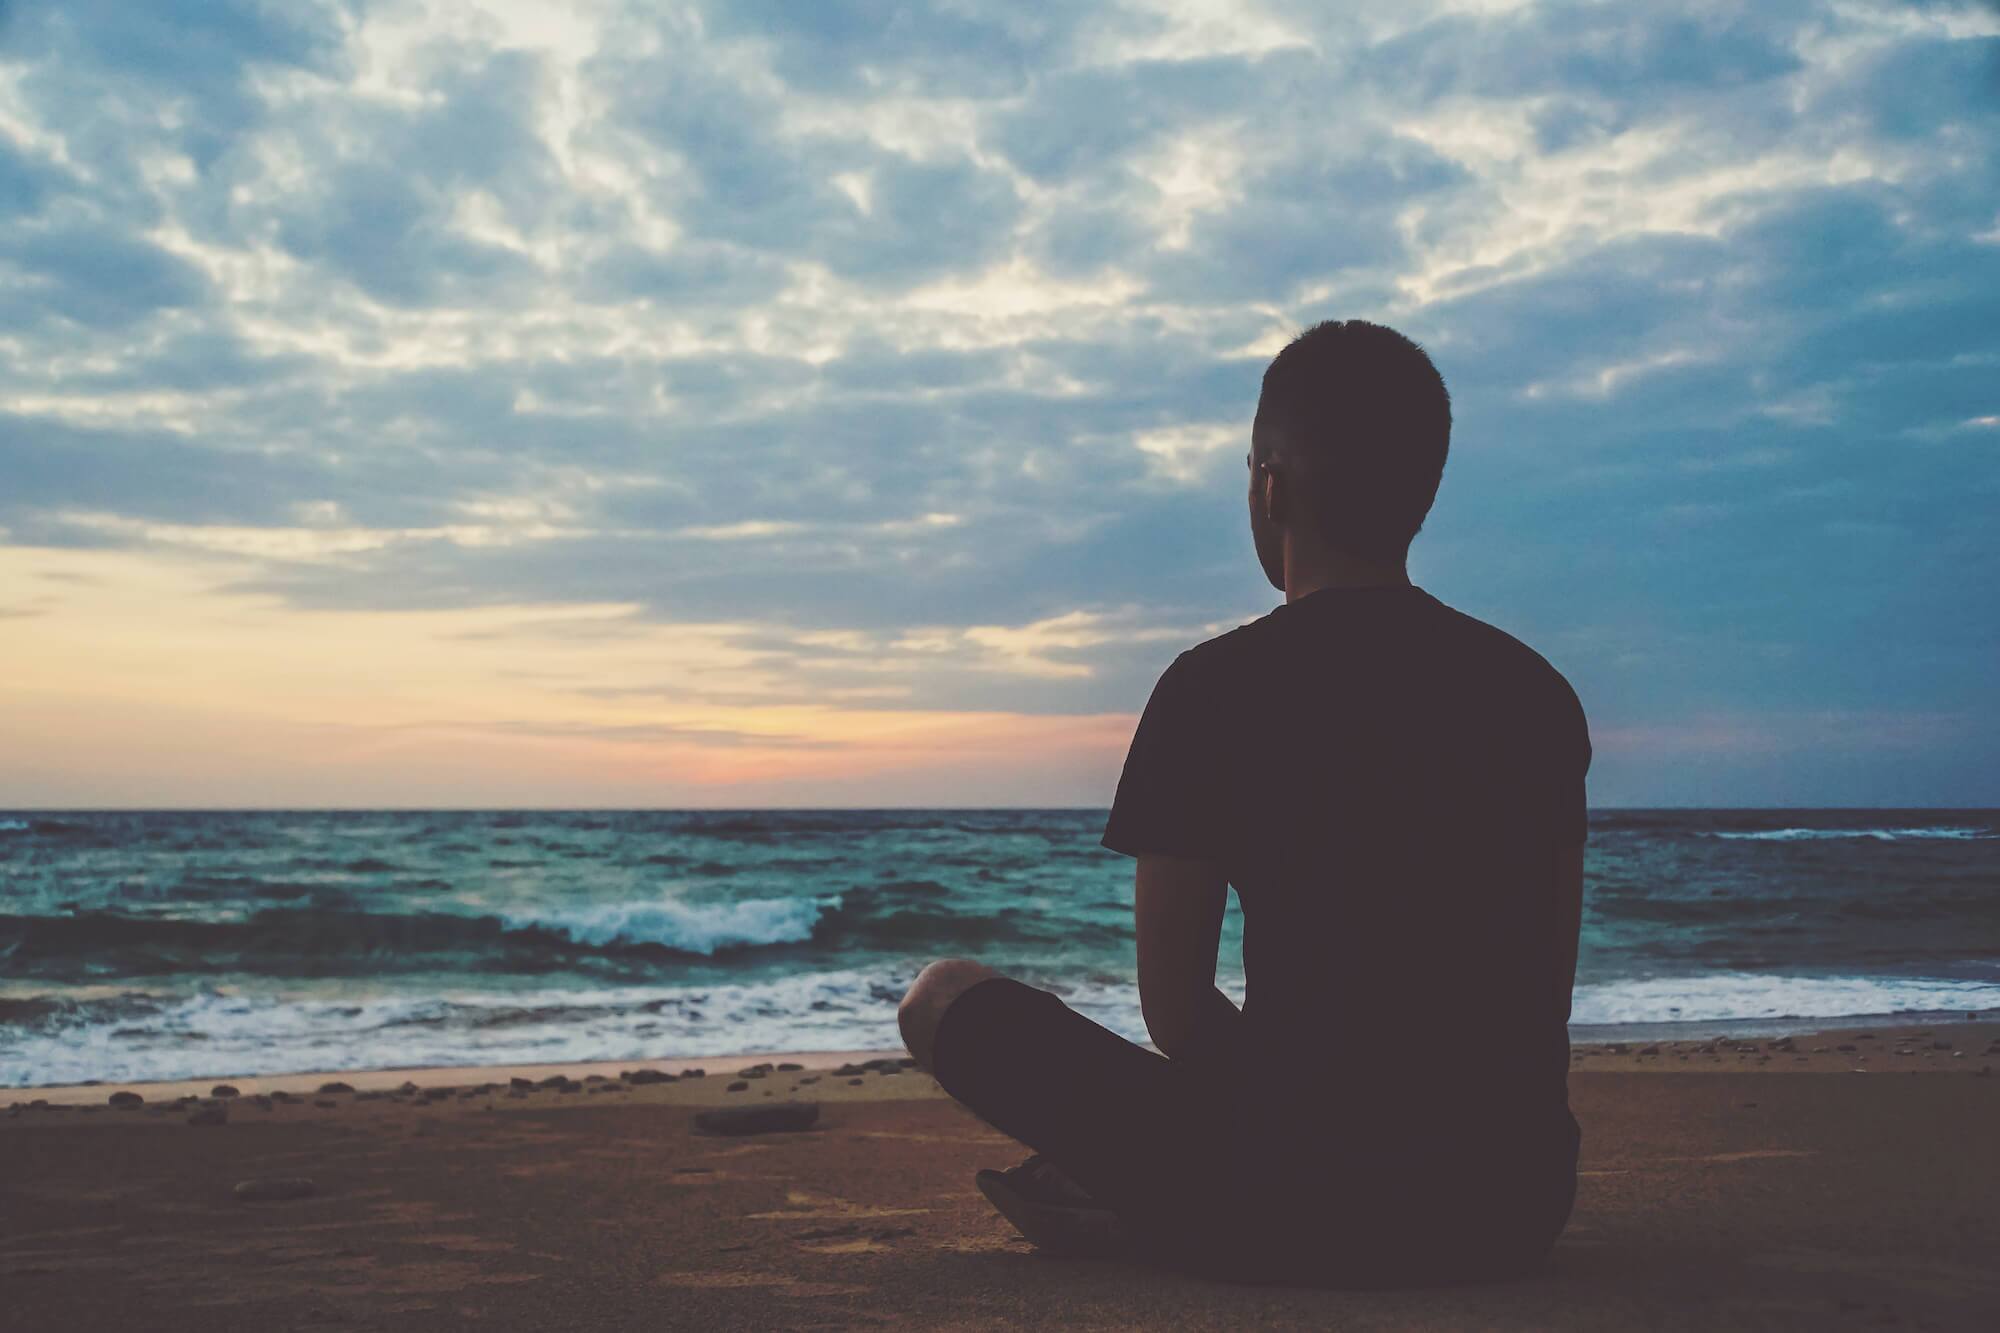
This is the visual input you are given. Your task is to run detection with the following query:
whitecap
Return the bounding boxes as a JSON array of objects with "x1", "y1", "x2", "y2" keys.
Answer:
[
  {"x1": 1704, "y1": 826, "x2": 1993, "y2": 842},
  {"x1": 502, "y1": 894, "x2": 839, "y2": 955}
]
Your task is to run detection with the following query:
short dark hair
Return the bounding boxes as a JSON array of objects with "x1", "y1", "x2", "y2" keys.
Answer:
[{"x1": 1252, "y1": 319, "x2": 1451, "y2": 562}]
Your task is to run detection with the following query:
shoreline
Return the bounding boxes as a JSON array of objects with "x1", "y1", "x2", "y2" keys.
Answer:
[{"x1": 12, "y1": 1015, "x2": 1997, "y2": 1108}]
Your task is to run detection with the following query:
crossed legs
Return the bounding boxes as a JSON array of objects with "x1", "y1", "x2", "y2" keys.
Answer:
[
  {"x1": 893, "y1": 956, "x2": 1247, "y2": 1274},
  {"x1": 897, "y1": 956, "x2": 1001, "y2": 1071}
]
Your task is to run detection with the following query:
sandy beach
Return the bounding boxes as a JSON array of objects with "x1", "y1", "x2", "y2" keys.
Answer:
[{"x1": 5, "y1": 1021, "x2": 1998, "y2": 1330}]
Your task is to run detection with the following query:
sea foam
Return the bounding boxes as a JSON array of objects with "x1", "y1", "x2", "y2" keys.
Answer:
[
  {"x1": 501, "y1": 895, "x2": 838, "y2": 955},
  {"x1": 1703, "y1": 826, "x2": 1994, "y2": 841},
  {"x1": 1570, "y1": 973, "x2": 2000, "y2": 1025}
]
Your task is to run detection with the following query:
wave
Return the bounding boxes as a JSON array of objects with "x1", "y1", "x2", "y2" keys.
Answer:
[
  {"x1": 0, "y1": 970, "x2": 921, "y2": 1086},
  {"x1": 1702, "y1": 826, "x2": 1994, "y2": 842},
  {"x1": 0, "y1": 817, "x2": 88, "y2": 835},
  {"x1": 0, "y1": 900, "x2": 843, "y2": 976},
  {"x1": 502, "y1": 896, "x2": 836, "y2": 955},
  {"x1": 1570, "y1": 972, "x2": 2000, "y2": 1025},
  {"x1": 6, "y1": 967, "x2": 1997, "y2": 1087},
  {"x1": 0, "y1": 867, "x2": 1133, "y2": 979}
]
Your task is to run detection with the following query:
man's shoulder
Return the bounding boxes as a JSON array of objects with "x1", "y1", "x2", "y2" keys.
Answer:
[
  {"x1": 1170, "y1": 612, "x2": 1272, "y2": 676},
  {"x1": 1425, "y1": 595, "x2": 1558, "y2": 666},
  {"x1": 1426, "y1": 596, "x2": 1586, "y2": 719}
]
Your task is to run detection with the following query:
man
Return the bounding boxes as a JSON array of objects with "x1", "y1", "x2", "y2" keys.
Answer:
[{"x1": 898, "y1": 320, "x2": 1590, "y2": 1287}]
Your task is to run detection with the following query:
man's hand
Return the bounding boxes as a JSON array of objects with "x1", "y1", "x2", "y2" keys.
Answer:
[{"x1": 1134, "y1": 853, "x2": 1242, "y2": 1060}]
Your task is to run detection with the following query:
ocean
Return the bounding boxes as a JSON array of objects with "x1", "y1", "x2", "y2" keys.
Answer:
[{"x1": 2, "y1": 808, "x2": 1996, "y2": 1087}]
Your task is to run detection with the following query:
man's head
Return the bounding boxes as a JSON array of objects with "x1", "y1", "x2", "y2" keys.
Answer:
[{"x1": 1248, "y1": 320, "x2": 1452, "y2": 591}]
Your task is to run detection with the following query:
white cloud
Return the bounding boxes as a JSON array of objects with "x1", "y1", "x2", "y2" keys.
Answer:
[{"x1": 2, "y1": 0, "x2": 1997, "y2": 801}]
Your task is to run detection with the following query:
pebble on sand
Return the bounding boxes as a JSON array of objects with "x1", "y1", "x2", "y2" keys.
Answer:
[
  {"x1": 726, "y1": 1080, "x2": 750, "y2": 1092},
  {"x1": 692, "y1": 1101, "x2": 820, "y2": 1136},
  {"x1": 317, "y1": 1082, "x2": 355, "y2": 1095},
  {"x1": 234, "y1": 1177, "x2": 316, "y2": 1203},
  {"x1": 776, "y1": 1062, "x2": 804, "y2": 1072},
  {"x1": 211, "y1": 1085, "x2": 240, "y2": 1099},
  {"x1": 108, "y1": 1091, "x2": 143, "y2": 1109},
  {"x1": 510, "y1": 1076, "x2": 535, "y2": 1090}
]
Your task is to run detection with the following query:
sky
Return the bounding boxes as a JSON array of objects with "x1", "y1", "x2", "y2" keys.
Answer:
[{"x1": 1, "y1": 0, "x2": 1996, "y2": 808}]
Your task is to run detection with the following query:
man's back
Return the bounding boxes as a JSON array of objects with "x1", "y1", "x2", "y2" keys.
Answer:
[
  {"x1": 910, "y1": 322, "x2": 1589, "y2": 1283},
  {"x1": 1103, "y1": 584, "x2": 1589, "y2": 1204}
]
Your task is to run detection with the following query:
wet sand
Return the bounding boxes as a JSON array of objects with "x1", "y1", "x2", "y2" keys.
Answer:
[{"x1": 5, "y1": 1022, "x2": 1998, "y2": 1330}]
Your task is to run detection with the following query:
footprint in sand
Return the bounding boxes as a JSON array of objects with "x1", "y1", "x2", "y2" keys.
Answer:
[
  {"x1": 745, "y1": 1189, "x2": 930, "y2": 1222},
  {"x1": 798, "y1": 1238, "x2": 894, "y2": 1255},
  {"x1": 932, "y1": 1234, "x2": 1032, "y2": 1255},
  {"x1": 656, "y1": 1271, "x2": 869, "y2": 1298},
  {"x1": 786, "y1": 1222, "x2": 919, "y2": 1255},
  {"x1": 851, "y1": 1130, "x2": 1011, "y2": 1146}
]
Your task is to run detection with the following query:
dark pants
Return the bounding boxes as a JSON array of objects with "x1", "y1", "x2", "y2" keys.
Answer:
[{"x1": 930, "y1": 975, "x2": 1578, "y2": 1287}]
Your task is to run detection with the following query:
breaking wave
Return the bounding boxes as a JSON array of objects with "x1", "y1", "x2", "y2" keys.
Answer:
[{"x1": 1703, "y1": 826, "x2": 1994, "y2": 841}]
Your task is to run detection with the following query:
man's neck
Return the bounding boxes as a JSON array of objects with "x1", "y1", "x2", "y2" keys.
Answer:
[{"x1": 1284, "y1": 541, "x2": 1411, "y2": 603}]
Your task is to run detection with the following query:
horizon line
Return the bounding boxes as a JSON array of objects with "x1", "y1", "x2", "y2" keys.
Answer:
[{"x1": 7, "y1": 805, "x2": 1999, "y2": 815}]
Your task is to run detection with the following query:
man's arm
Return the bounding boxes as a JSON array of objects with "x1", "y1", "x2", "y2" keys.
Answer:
[
  {"x1": 1555, "y1": 841, "x2": 1584, "y2": 1005},
  {"x1": 1134, "y1": 853, "x2": 1243, "y2": 1060}
]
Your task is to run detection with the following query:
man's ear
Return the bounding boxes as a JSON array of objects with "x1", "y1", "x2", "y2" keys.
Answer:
[{"x1": 1261, "y1": 463, "x2": 1286, "y2": 522}]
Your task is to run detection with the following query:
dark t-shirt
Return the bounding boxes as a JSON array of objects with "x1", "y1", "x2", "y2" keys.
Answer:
[{"x1": 1102, "y1": 584, "x2": 1588, "y2": 1188}]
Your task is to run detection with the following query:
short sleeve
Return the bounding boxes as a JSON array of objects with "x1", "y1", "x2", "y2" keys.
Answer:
[
  {"x1": 1550, "y1": 673, "x2": 1592, "y2": 845},
  {"x1": 1101, "y1": 651, "x2": 1234, "y2": 860}
]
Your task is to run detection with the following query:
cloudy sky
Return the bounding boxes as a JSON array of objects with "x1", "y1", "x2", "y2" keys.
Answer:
[{"x1": 2, "y1": 0, "x2": 1996, "y2": 808}]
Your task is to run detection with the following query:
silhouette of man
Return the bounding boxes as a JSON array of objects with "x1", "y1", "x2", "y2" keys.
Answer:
[{"x1": 898, "y1": 320, "x2": 1589, "y2": 1286}]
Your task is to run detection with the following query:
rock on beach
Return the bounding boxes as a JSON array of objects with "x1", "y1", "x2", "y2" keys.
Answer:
[{"x1": 693, "y1": 1101, "x2": 820, "y2": 1136}]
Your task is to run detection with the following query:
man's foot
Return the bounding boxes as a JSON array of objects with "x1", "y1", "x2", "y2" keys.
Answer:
[{"x1": 974, "y1": 1155, "x2": 1132, "y2": 1258}]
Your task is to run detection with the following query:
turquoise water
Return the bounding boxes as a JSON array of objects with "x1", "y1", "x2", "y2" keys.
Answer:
[{"x1": 2, "y1": 808, "x2": 1996, "y2": 1085}]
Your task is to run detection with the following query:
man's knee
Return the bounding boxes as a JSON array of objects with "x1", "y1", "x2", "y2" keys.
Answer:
[{"x1": 898, "y1": 957, "x2": 1001, "y2": 1069}]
